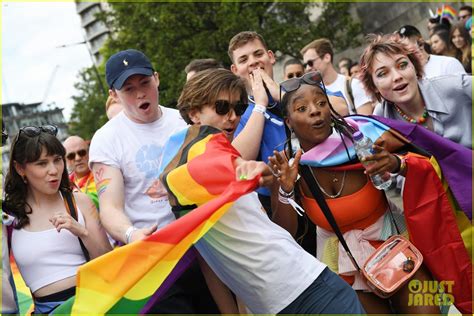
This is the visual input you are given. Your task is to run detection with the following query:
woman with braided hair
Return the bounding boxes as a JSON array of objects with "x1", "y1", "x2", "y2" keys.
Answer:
[{"x1": 270, "y1": 71, "x2": 440, "y2": 314}]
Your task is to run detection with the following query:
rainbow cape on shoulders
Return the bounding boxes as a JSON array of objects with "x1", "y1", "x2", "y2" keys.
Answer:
[{"x1": 301, "y1": 115, "x2": 472, "y2": 314}]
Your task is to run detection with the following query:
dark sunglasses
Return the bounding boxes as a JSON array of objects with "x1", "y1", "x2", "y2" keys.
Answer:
[
  {"x1": 66, "y1": 149, "x2": 88, "y2": 160},
  {"x1": 302, "y1": 56, "x2": 321, "y2": 69},
  {"x1": 19, "y1": 125, "x2": 58, "y2": 137},
  {"x1": 280, "y1": 71, "x2": 324, "y2": 93},
  {"x1": 13, "y1": 125, "x2": 58, "y2": 148},
  {"x1": 214, "y1": 100, "x2": 248, "y2": 116},
  {"x1": 286, "y1": 72, "x2": 304, "y2": 79}
]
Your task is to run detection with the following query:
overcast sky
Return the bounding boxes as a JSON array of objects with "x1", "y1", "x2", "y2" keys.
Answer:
[{"x1": 2, "y1": 1, "x2": 92, "y2": 120}]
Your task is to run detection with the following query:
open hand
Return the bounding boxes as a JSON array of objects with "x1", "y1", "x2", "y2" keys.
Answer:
[{"x1": 268, "y1": 149, "x2": 302, "y2": 192}]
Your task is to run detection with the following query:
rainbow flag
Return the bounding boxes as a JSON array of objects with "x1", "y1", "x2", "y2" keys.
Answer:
[
  {"x1": 55, "y1": 125, "x2": 258, "y2": 315},
  {"x1": 10, "y1": 257, "x2": 34, "y2": 315},
  {"x1": 436, "y1": 4, "x2": 457, "y2": 21},
  {"x1": 301, "y1": 115, "x2": 472, "y2": 314}
]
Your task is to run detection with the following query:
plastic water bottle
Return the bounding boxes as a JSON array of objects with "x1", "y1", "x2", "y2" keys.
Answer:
[{"x1": 353, "y1": 131, "x2": 392, "y2": 190}]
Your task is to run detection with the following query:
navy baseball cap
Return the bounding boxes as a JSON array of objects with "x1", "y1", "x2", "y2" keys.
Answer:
[{"x1": 106, "y1": 49, "x2": 154, "y2": 90}]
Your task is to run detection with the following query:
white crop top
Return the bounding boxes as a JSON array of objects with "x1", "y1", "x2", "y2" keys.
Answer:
[{"x1": 11, "y1": 205, "x2": 87, "y2": 292}]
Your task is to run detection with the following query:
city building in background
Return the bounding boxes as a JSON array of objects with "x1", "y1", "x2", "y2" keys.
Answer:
[
  {"x1": 1, "y1": 102, "x2": 68, "y2": 174},
  {"x1": 75, "y1": 1, "x2": 111, "y2": 66}
]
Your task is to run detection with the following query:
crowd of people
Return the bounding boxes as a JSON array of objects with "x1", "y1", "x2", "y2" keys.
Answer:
[{"x1": 2, "y1": 5, "x2": 472, "y2": 315}]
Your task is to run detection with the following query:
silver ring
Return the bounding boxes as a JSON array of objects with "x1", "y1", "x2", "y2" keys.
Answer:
[{"x1": 271, "y1": 168, "x2": 282, "y2": 178}]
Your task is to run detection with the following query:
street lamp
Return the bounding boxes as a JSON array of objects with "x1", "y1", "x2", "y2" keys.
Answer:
[{"x1": 56, "y1": 40, "x2": 107, "y2": 97}]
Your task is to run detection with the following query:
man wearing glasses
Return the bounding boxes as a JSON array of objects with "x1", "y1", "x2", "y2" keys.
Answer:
[
  {"x1": 63, "y1": 135, "x2": 98, "y2": 208},
  {"x1": 458, "y1": 5, "x2": 472, "y2": 23},
  {"x1": 301, "y1": 38, "x2": 373, "y2": 115}
]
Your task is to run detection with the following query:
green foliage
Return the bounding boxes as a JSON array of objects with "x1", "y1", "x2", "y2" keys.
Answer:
[
  {"x1": 70, "y1": 2, "x2": 361, "y2": 132},
  {"x1": 69, "y1": 67, "x2": 108, "y2": 140}
]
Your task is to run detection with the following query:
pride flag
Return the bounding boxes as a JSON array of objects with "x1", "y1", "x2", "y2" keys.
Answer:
[
  {"x1": 55, "y1": 125, "x2": 258, "y2": 315},
  {"x1": 54, "y1": 119, "x2": 471, "y2": 314},
  {"x1": 436, "y1": 4, "x2": 457, "y2": 21},
  {"x1": 301, "y1": 115, "x2": 472, "y2": 314}
]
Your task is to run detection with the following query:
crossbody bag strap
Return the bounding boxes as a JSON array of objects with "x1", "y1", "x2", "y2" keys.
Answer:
[
  {"x1": 384, "y1": 191, "x2": 401, "y2": 235},
  {"x1": 62, "y1": 191, "x2": 91, "y2": 262},
  {"x1": 299, "y1": 164, "x2": 361, "y2": 271}
]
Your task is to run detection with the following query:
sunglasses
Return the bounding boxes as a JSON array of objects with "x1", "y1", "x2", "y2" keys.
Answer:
[
  {"x1": 66, "y1": 149, "x2": 88, "y2": 160},
  {"x1": 214, "y1": 100, "x2": 248, "y2": 116},
  {"x1": 286, "y1": 72, "x2": 304, "y2": 79},
  {"x1": 280, "y1": 71, "x2": 324, "y2": 94},
  {"x1": 13, "y1": 125, "x2": 58, "y2": 149},
  {"x1": 303, "y1": 56, "x2": 321, "y2": 69},
  {"x1": 19, "y1": 125, "x2": 58, "y2": 137}
]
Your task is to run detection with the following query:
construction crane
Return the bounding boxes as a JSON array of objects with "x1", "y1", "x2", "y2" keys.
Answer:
[{"x1": 40, "y1": 64, "x2": 60, "y2": 108}]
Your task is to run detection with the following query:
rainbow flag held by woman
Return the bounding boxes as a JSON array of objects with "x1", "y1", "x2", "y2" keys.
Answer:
[
  {"x1": 302, "y1": 115, "x2": 472, "y2": 314},
  {"x1": 55, "y1": 126, "x2": 259, "y2": 315}
]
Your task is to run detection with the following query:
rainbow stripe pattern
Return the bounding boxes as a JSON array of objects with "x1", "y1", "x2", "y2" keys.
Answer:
[
  {"x1": 302, "y1": 115, "x2": 472, "y2": 314},
  {"x1": 54, "y1": 125, "x2": 258, "y2": 315},
  {"x1": 436, "y1": 4, "x2": 457, "y2": 21}
]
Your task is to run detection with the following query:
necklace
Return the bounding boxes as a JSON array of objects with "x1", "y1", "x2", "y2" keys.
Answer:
[
  {"x1": 309, "y1": 167, "x2": 346, "y2": 199},
  {"x1": 394, "y1": 105, "x2": 428, "y2": 124}
]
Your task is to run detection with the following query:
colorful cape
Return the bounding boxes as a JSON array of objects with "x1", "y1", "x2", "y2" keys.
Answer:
[
  {"x1": 55, "y1": 125, "x2": 258, "y2": 315},
  {"x1": 301, "y1": 115, "x2": 472, "y2": 314}
]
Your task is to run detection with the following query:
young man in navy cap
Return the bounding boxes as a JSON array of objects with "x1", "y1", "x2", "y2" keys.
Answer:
[{"x1": 89, "y1": 49, "x2": 217, "y2": 313}]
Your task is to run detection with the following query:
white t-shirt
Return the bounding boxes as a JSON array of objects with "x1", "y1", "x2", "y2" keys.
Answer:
[
  {"x1": 89, "y1": 107, "x2": 186, "y2": 229},
  {"x1": 326, "y1": 74, "x2": 372, "y2": 114},
  {"x1": 424, "y1": 54, "x2": 466, "y2": 78},
  {"x1": 195, "y1": 192, "x2": 326, "y2": 314}
]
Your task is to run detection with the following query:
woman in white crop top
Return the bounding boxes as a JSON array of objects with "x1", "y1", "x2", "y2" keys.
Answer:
[{"x1": 3, "y1": 126, "x2": 112, "y2": 314}]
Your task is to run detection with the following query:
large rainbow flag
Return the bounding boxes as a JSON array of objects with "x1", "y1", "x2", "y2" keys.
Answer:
[
  {"x1": 301, "y1": 115, "x2": 472, "y2": 313},
  {"x1": 55, "y1": 125, "x2": 259, "y2": 315},
  {"x1": 53, "y1": 118, "x2": 471, "y2": 314}
]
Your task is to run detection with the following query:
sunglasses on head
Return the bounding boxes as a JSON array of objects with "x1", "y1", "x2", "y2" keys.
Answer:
[
  {"x1": 66, "y1": 149, "x2": 88, "y2": 161},
  {"x1": 19, "y1": 125, "x2": 58, "y2": 137},
  {"x1": 280, "y1": 71, "x2": 324, "y2": 94},
  {"x1": 14, "y1": 125, "x2": 58, "y2": 148},
  {"x1": 214, "y1": 100, "x2": 248, "y2": 116}
]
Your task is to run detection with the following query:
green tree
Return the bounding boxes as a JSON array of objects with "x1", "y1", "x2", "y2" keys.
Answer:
[
  {"x1": 71, "y1": 2, "x2": 361, "y2": 134},
  {"x1": 69, "y1": 67, "x2": 108, "y2": 139}
]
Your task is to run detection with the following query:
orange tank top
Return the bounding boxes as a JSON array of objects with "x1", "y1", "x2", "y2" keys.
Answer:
[{"x1": 300, "y1": 180, "x2": 387, "y2": 234}]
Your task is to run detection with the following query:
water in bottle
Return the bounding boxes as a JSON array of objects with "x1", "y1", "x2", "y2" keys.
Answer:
[{"x1": 353, "y1": 131, "x2": 392, "y2": 190}]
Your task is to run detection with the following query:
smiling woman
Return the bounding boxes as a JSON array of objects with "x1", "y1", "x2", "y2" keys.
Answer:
[
  {"x1": 360, "y1": 34, "x2": 472, "y2": 148},
  {"x1": 2, "y1": 126, "x2": 111, "y2": 314}
]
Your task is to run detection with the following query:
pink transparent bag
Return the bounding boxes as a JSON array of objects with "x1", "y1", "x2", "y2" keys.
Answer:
[{"x1": 362, "y1": 235, "x2": 423, "y2": 298}]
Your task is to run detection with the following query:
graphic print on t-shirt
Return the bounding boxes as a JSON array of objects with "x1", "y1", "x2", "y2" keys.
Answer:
[{"x1": 135, "y1": 144, "x2": 168, "y2": 200}]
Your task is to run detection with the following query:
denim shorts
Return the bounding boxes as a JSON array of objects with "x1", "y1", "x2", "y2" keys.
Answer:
[{"x1": 279, "y1": 267, "x2": 366, "y2": 314}]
